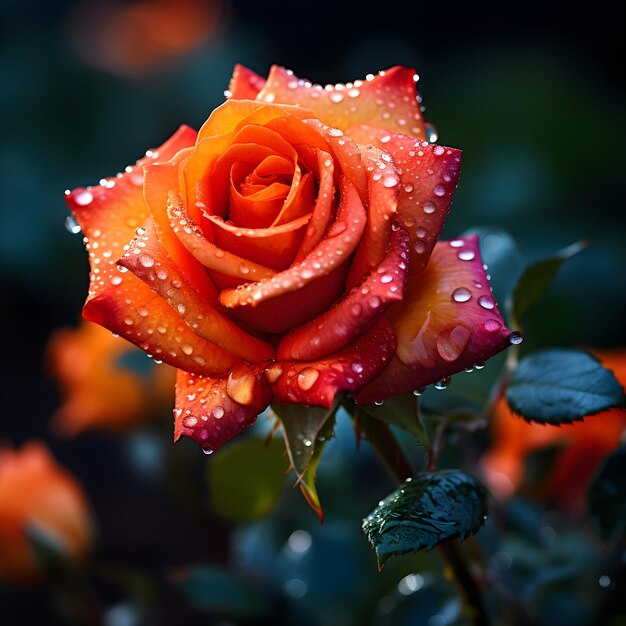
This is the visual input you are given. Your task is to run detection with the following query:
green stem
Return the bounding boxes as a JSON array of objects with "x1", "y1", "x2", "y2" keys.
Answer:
[{"x1": 357, "y1": 409, "x2": 490, "y2": 626}]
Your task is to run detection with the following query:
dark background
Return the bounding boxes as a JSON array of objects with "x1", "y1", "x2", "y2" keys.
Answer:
[{"x1": 1, "y1": 1, "x2": 624, "y2": 624}]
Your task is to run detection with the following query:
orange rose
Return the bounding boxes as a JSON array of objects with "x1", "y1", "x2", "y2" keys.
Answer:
[
  {"x1": 482, "y1": 350, "x2": 626, "y2": 509},
  {"x1": 66, "y1": 65, "x2": 514, "y2": 452},
  {"x1": 46, "y1": 319, "x2": 175, "y2": 436},
  {"x1": 0, "y1": 442, "x2": 93, "y2": 583}
]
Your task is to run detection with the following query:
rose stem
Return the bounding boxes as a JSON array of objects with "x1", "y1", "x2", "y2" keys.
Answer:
[{"x1": 356, "y1": 410, "x2": 490, "y2": 626}]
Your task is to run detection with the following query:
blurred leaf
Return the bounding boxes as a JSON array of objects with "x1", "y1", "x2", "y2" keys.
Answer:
[
  {"x1": 419, "y1": 389, "x2": 483, "y2": 423},
  {"x1": 271, "y1": 397, "x2": 342, "y2": 479},
  {"x1": 362, "y1": 470, "x2": 488, "y2": 568},
  {"x1": 359, "y1": 394, "x2": 426, "y2": 444},
  {"x1": 172, "y1": 565, "x2": 271, "y2": 617},
  {"x1": 506, "y1": 349, "x2": 624, "y2": 424},
  {"x1": 587, "y1": 445, "x2": 626, "y2": 541},
  {"x1": 207, "y1": 438, "x2": 288, "y2": 522},
  {"x1": 298, "y1": 413, "x2": 336, "y2": 522},
  {"x1": 509, "y1": 240, "x2": 586, "y2": 325},
  {"x1": 115, "y1": 348, "x2": 155, "y2": 382}
]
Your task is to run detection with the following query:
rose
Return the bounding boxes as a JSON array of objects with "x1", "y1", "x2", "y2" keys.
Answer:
[
  {"x1": 0, "y1": 442, "x2": 93, "y2": 583},
  {"x1": 47, "y1": 319, "x2": 175, "y2": 436},
  {"x1": 66, "y1": 64, "x2": 514, "y2": 452}
]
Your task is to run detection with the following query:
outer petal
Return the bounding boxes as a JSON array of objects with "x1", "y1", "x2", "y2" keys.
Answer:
[
  {"x1": 257, "y1": 66, "x2": 426, "y2": 139},
  {"x1": 268, "y1": 318, "x2": 397, "y2": 407},
  {"x1": 174, "y1": 365, "x2": 273, "y2": 451},
  {"x1": 66, "y1": 125, "x2": 197, "y2": 307},
  {"x1": 227, "y1": 64, "x2": 266, "y2": 99},
  {"x1": 356, "y1": 235, "x2": 514, "y2": 403},
  {"x1": 277, "y1": 226, "x2": 409, "y2": 360},
  {"x1": 347, "y1": 127, "x2": 462, "y2": 274},
  {"x1": 119, "y1": 215, "x2": 275, "y2": 363}
]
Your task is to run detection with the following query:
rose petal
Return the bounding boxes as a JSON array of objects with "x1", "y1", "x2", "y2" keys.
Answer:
[
  {"x1": 227, "y1": 64, "x2": 266, "y2": 99},
  {"x1": 356, "y1": 235, "x2": 513, "y2": 403},
  {"x1": 346, "y1": 145, "x2": 399, "y2": 286},
  {"x1": 119, "y1": 215, "x2": 275, "y2": 363},
  {"x1": 269, "y1": 317, "x2": 397, "y2": 407},
  {"x1": 347, "y1": 127, "x2": 463, "y2": 274},
  {"x1": 168, "y1": 191, "x2": 277, "y2": 283},
  {"x1": 294, "y1": 150, "x2": 337, "y2": 261},
  {"x1": 174, "y1": 364, "x2": 273, "y2": 451},
  {"x1": 143, "y1": 146, "x2": 219, "y2": 296},
  {"x1": 81, "y1": 270, "x2": 241, "y2": 376},
  {"x1": 207, "y1": 211, "x2": 312, "y2": 271},
  {"x1": 219, "y1": 176, "x2": 366, "y2": 310},
  {"x1": 257, "y1": 65, "x2": 426, "y2": 139},
  {"x1": 66, "y1": 125, "x2": 197, "y2": 306},
  {"x1": 277, "y1": 226, "x2": 409, "y2": 360}
]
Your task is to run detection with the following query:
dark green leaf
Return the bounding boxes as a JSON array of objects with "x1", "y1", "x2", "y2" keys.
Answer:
[
  {"x1": 207, "y1": 437, "x2": 288, "y2": 522},
  {"x1": 362, "y1": 470, "x2": 488, "y2": 568},
  {"x1": 297, "y1": 413, "x2": 336, "y2": 521},
  {"x1": 587, "y1": 445, "x2": 626, "y2": 541},
  {"x1": 359, "y1": 393, "x2": 426, "y2": 444},
  {"x1": 271, "y1": 398, "x2": 342, "y2": 519},
  {"x1": 509, "y1": 240, "x2": 586, "y2": 324},
  {"x1": 172, "y1": 565, "x2": 271, "y2": 617},
  {"x1": 506, "y1": 349, "x2": 624, "y2": 424},
  {"x1": 271, "y1": 397, "x2": 342, "y2": 479}
]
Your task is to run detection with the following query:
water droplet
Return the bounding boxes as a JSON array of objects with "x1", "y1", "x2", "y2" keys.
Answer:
[
  {"x1": 508, "y1": 331, "x2": 524, "y2": 345},
  {"x1": 434, "y1": 377, "x2": 451, "y2": 390},
  {"x1": 374, "y1": 400, "x2": 384, "y2": 406},
  {"x1": 413, "y1": 388, "x2": 425, "y2": 396},
  {"x1": 110, "y1": 275, "x2": 123, "y2": 286},
  {"x1": 213, "y1": 406, "x2": 225, "y2": 419},
  {"x1": 599, "y1": 575, "x2": 611, "y2": 588},
  {"x1": 484, "y1": 319, "x2": 501, "y2": 332},
  {"x1": 330, "y1": 92, "x2": 344, "y2": 103},
  {"x1": 65, "y1": 214, "x2": 81, "y2": 234},
  {"x1": 369, "y1": 296, "x2": 382, "y2": 308},
  {"x1": 74, "y1": 190, "x2": 93, "y2": 206},
  {"x1": 383, "y1": 176, "x2": 398, "y2": 188},
  {"x1": 297, "y1": 367, "x2": 319, "y2": 390},
  {"x1": 139, "y1": 254, "x2": 154, "y2": 268},
  {"x1": 423, "y1": 201, "x2": 436, "y2": 214},
  {"x1": 350, "y1": 304, "x2": 362, "y2": 317},
  {"x1": 449, "y1": 240, "x2": 464, "y2": 248},
  {"x1": 303, "y1": 438, "x2": 312, "y2": 447},
  {"x1": 181, "y1": 343, "x2": 193, "y2": 355},
  {"x1": 458, "y1": 249, "x2": 475, "y2": 261},
  {"x1": 264, "y1": 364, "x2": 283, "y2": 383},
  {"x1": 433, "y1": 184, "x2": 445, "y2": 197},
  {"x1": 452, "y1": 287, "x2": 471, "y2": 303},
  {"x1": 351, "y1": 362, "x2": 364, "y2": 373},
  {"x1": 433, "y1": 145, "x2": 445, "y2": 156},
  {"x1": 478, "y1": 295, "x2": 495, "y2": 310},
  {"x1": 414, "y1": 241, "x2": 426, "y2": 254},
  {"x1": 202, "y1": 446, "x2": 213, "y2": 455},
  {"x1": 474, "y1": 363, "x2": 485, "y2": 370},
  {"x1": 425, "y1": 123, "x2": 438, "y2": 143},
  {"x1": 380, "y1": 274, "x2": 393, "y2": 284},
  {"x1": 436, "y1": 326, "x2": 471, "y2": 362}
]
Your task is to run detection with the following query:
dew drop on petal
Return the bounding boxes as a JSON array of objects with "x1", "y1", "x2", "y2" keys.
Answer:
[
  {"x1": 452, "y1": 287, "x2": 471, "y2": 303},
  {"x1": 484, "y1": 319, "x2": 501, "y2": 332},
  {"x1": 139, "y1": 254, "x2": 154, "y2": 268},
  {"x1": 65, "y1": 214, "x2": 82, "y2": 234},
  {"x1": 508, "y1": 331, "x2": 524, "y2": 345},
  {"x1": 74, "y1": 190, "x2": 93, "y2": 206},
  {"x1": 458, "y1": 249, "x2": 475, "y2": 261},
  {"x1": 434, "y1": 377, "x2": 451, "y2": 390},
  {"x1": 433, "y1": 184, "x2": 446, "y2": 197},
  {"x1": 423, "y1": 201, "x2": 436, "y2": 214},
  {"x1": 425, "y1": 123, "x2": 438, "y2": 143},
  {"x1": 297, "y1": 367, "x2": 320, "y2": 390},
  {"x1": 202, "y1": 446, "x2": 214, "y2": 455},
  {"x1": 213, "y1": 406, "x2": 225, "y2": 419},
  {"x1": 478, "y1": 295, "x2": 495, "y2": 310}
]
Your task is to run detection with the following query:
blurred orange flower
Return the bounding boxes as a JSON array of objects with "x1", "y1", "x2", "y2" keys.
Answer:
[
  {"x1": 0, "y1": 442, "x2": 93, "y2": 583},
  {"x1": 47, "y1": 320, "x2": 175, "y2": 436},
  {"x1": 482, "y1": 350, "x2": 626, "y2": 509}
]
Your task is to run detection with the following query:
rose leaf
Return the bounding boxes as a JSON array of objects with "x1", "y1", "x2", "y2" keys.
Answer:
[
  {"x1": 207, "y1": 437, "x2": 289, "y2": 522},
  {"x1": 362, "y1": 470, "x2": 488, "y2": 568},
  {"x1": 508, "y1": 240, "x2": 586, "y2": 325},
  {"x1": 587, "y1": 445, "x2": 626, "y2": 541},
  {"x1": 506, "y1": 349, "x2": 625, "y2": 424},
  {"x1": 358, "y1": 393, "x2": 427, "y2": 444}
]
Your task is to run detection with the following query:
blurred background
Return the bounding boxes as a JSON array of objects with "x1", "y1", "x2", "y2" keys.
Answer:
[{"x1": 1, "y1": 1, "x2": 625, "y2": 625}]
